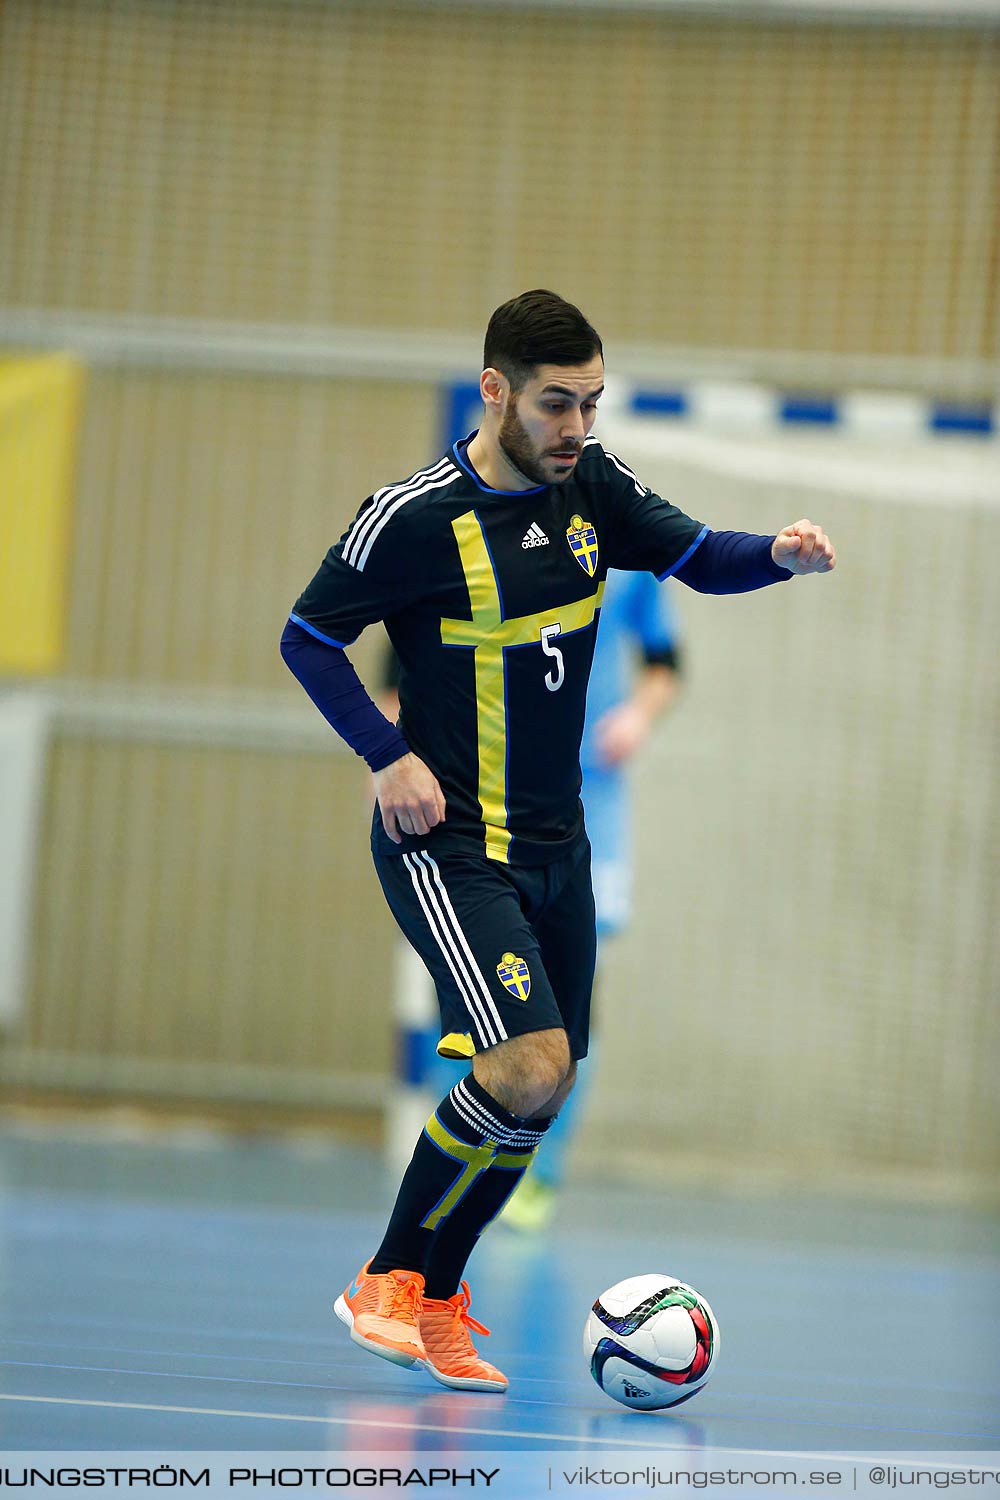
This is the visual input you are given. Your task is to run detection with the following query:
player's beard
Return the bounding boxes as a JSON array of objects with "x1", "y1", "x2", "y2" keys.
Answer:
[{"x1": 498, "y1": 399, "x2": 578, "y2": 486}]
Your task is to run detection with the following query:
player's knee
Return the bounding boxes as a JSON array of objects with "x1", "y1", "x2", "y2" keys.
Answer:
[
  {"x1": 544, "y1": 1059, "x2": 577, "y2": 1117},
  {"x1": 474, "y1": 1028, "x2": 571, "y2": 1118},
  {"x1": 519, "y1": 1042, "x2": 571, "y2": 1115}
]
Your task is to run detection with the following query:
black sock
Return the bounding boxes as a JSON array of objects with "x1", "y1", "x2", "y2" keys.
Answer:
[
  {"x1": 422, "y1": 1136, "x2": 551, "y2": 1301},
  {"x1": 368, "y1": 1074, "x2": 551, "y2": 1284}
]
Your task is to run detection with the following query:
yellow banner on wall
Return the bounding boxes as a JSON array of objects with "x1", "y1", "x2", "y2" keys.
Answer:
[{"x1": 0, "y1": 354, "x2": 84, "y2": 675}]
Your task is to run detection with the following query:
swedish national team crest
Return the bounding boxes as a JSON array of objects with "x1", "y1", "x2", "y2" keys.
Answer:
[
  {"x1": 566, "y1": 515, "x2": 598, "y2": 577},
  {"x1": 496, "y1": 951, "x2": 531, "y2": 1000}
]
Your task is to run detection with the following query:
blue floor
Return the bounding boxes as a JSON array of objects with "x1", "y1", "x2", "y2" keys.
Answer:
[{"x1": 1, "y1": 1123, "x2": 998, "y2": 1472}]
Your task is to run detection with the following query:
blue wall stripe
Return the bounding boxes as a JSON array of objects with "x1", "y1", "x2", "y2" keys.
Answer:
[
  {"x1": 631, "y1": 390, "x2": 688, "y2": 417},
  {"x1": 779, "y1": 397, "x2": 840, "y2": 426},
  {"x1": 929, "y1": 405, "x2": 994, "y2": 436},
  {"x1": 442, "y1": 379, "x2": 996, "y2": 442},
  {"x1": 442, "y1": 379, "x2": 484, "y2": 450}
]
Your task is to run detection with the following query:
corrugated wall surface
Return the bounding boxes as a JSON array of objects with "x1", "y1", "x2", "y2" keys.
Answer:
[
  {"x1": 26, "y1": 740, "x2": 391, "y2": 1098},
  {"x1": 65, "y1": 369, "x2": 437, "y2": 687},
  {"x1": 1, "y1": 1, "x2": 996, "y2": 1185},
  {"x1": 7, "y1": 368, "x2": 437, "y2": 1106},
  {"x1": 0, "y1": 0, "x2": 997, "y2": 367}
]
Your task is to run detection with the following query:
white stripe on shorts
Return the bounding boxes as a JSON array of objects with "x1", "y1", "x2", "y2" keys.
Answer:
[
  {"x1": 402, "y1": 852, "x2": 507, "y2": 1050},
  {"x1": 418, "y1": 853, "x2": 509, "y2": 1044}
]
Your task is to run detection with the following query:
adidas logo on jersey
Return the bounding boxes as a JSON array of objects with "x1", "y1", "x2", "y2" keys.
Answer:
[
  {"x1": 521, "y1": 523, "x2": 549, "y2": 549},
  {"x1": 623, "y1": 1380, "x2": 652, "y2": 1399}
]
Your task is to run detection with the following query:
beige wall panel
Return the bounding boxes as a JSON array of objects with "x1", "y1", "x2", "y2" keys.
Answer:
[
  {"x1": 25, "y1": 738, "x2": 395, "y2": 1091},
  {"x1": 1, "y1": 1, "x2": 995, "y2": 366},
  {"x1": 65, "y1": 369, "x2": 437, "y2": 686}
]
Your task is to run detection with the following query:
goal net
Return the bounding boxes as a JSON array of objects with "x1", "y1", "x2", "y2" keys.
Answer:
[{"x1": 581, "y1": 414, "x2": 999, "y2": 1199}]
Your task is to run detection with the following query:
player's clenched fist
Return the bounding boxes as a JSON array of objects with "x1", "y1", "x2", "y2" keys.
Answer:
[
  {"x1": 771, "y1": 519, "x2": 836, "y2": 575},
  {"x1": 373, "y1": 751, "x2": 447, "y2": 843}
]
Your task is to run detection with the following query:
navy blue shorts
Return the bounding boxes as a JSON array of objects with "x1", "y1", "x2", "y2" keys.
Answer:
[{"x1": 373, "y1": 836, "x2": 596, "y2": 1062}]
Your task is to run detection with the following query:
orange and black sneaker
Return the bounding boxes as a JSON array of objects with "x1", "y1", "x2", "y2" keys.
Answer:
[
  {"x1": 419, "y1": 1281, "x2": 508, "y2": 1392},
  {"x1": 334, "y1": 1260, "x2": 426, "y2": 1368}
]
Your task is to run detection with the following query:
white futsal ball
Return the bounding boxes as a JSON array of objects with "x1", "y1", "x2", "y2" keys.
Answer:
[{"x1": 584, "y1": 1273, "x2": 720, "y2": 1411}]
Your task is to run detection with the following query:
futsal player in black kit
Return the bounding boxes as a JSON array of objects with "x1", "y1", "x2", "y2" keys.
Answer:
[{"x1": 282, "y1": 289, "x2": 836, "y2": 1393}]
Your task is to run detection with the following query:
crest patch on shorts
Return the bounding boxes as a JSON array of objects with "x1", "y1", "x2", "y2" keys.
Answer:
[{"x1": 496, "y1": 951, "x2": 531, "y2": 1000}]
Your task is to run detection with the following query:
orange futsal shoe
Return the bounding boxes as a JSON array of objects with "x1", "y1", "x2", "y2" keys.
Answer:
[
  {"x1": 334, "y1": 1261, "x2": 426, "y2": 1368},
  {"x1": 419, "y1": 1281, "x2": 508, "y2": 1392}
]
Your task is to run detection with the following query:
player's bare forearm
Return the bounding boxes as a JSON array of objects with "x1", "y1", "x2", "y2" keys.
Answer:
[
  {"x1": 595, "y1": 666, "x2": 679, "y2": 767},
  {"x1": 632, "y1": 663, "x2": 679, "y2": 728},
  {"x1": 372, "y1": 752, "x2": 446, "y2": 844},
  {"x1": 771, "y1": 519, "x2": 836, "y2": 575}
]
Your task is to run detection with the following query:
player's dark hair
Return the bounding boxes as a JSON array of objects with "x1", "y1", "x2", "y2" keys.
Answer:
[{"x1": 484, "y1": 289, "x2": 603, "y2": 392}]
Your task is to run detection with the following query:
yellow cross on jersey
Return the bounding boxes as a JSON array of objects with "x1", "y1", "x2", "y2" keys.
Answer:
[{"x1": 291, "y1": 434, "x2": 706, "y2": 866}]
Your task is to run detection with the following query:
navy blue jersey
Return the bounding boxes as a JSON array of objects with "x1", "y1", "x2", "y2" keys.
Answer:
[{"x1": 291, "y1": 433, "x2": 706, "y2": 865}]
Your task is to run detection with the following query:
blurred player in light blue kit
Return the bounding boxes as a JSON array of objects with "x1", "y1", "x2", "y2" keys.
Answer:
[{"x1": 501, "y1": 567, "x2": 682, "y2": 1229}]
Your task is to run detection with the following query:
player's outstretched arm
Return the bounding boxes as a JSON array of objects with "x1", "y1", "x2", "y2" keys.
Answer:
[
  {"x1": 373, "y1": 752, "x2": 447, "y2": 844},
  {"x1": 771, "y1": 519, "x2": 836, "y2": 575}
]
